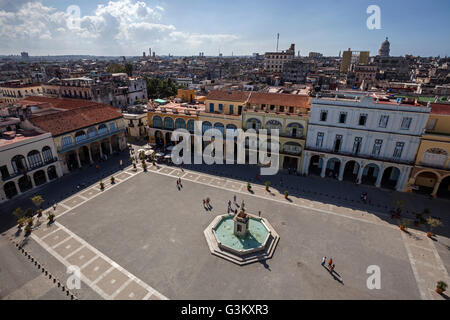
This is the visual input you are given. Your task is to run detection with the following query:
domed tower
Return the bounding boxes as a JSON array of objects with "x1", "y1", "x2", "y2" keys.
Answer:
[{"x1": 378, "y1": 37, "x2": 390, "y2": 57}]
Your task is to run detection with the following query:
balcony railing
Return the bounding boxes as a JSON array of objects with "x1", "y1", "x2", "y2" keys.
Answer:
[
  {"x1": 305, "y1": 147, "x2": 414, "y2": 165},
  {"x1": 3, "y1": 157, "x2": 58, "y2": 182},
  {"x1": 57, "y1": 127, "x2": 125, "y2": 153}
]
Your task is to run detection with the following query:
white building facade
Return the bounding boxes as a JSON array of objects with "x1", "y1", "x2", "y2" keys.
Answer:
[{"x1": 301, "y1": 95, "x2": 431, "y2": 191}]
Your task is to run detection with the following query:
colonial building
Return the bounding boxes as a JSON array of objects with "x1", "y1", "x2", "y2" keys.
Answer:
[
  {"x1": 147, "y1": 102, "x2": 204, "y2": 148},
  {"x1": 1, "y1": 120, "x2": 62, "y2": 203},
  {"x1": 123, "y1": 105, "x2": 149, "y2": 141},
  {"x1": 407, "y1": 103, "x2": 450, "y2": 199},
  {"x1": 302, "y1": 93, "x2": 431, "y2": 191},
  {"x1": 243, "y1": 91, "x2": 310, "y2": 172},
  {"x1": 0, "y1": 81, "x2": 43, "y2": 104},
  {"x1": 20, "y1": 96, "x2": 127, "y2": 174}
]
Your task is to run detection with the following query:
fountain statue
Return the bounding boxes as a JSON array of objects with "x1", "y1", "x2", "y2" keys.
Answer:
[{"x1": 233, "y1": 210, "x2": 249, "y2": 237}]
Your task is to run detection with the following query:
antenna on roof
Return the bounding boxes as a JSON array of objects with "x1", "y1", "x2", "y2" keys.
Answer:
[{"x1": 276, "y1": 33, "x2": 279, "y2": 52}]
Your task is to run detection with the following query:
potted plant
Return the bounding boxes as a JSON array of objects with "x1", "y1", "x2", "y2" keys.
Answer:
[
  {"x1": 265, "y1": 181, "x2": 271, "y2": 191},
  {"x1": 99, "y1": 181, "x2": 105, "y2": 190},
  {"x1": 247, "y1": 182, "x2": 252, "y2": 191},
  {"x1": 27, "y1": 217, "x2": 34, "y2": 227},
  {"x1": 284, "y1": 190, "x2": 289, "y2": 199},
  {"x1": 17, "y1": 217, "x2": 26, "y2": 229},
  {"x1": 13, "y1": 207, "x2": 24, "y2": 227},
  {"x1": 47, "y1": 212, "x2": 55, "y2": 223},
  {"x1": 110, "y1": 176, "x2": 115, "y2": 184},
  {"x1": 132, "y1": 161, "x2": 137, "y2": 170},
  {"x1": 436, "y1": 281, "x2": 447, "y2": 295},
  {"x1": 24, "y1": 224, "x2": 32, "y2": 234},
  {"x1": 426, "y1": 217, "x2": 443, "y2": 238},
  {"x1": 399, "y1": 219, "x2": 409, "y2": 232},
  {"x1": 31, "y1": 195, "x2": 44, "y2": 217}
]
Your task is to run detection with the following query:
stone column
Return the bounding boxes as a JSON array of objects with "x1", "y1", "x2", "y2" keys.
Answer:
[
  {"x1": 320, "y1": 157, "x2": 327, "y2": 178},
  {"x1": 302, "y1": 153, "x2": 310, "y2": 175},
  {"x1": 76, "y1": 149, "x2": 82, "y2": 168},
  {"x1": 109, "y1": 139, "x2": 113, "y2": 154},
  {"x1": 356, "y1": 164, "x2": 364, "y2": 184},
  {"x1": 375, "y1": 166, "x2": 384, "y2": 188},
  {"x1": 431, "y1": 179, "x2": 442, "y2": 199},
  {"x1": 338, "y1": 162, "x2": 345, "y2": 181},
  {"x1": 30, "y1": 175, "x2": 36, "y2": 188},
  {"x1": 15, "y1": 180, "x2": 22, "y2": 195},
  {"x1": 88, "y1": 145, "x2": 94, "y2": 164},
  {"x1": 44, "y1": 168, "x2": 49, "y2": 182},
  {"x1": 99, "y1": 143, "x2": 104, "y2": 159}
]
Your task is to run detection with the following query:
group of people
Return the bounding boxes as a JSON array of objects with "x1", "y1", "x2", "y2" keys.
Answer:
[
  {"x1": 321, "y1": 256, "x2": 336, "y2": 274},
  {"x1": 227, "y1": 195, "x2": 246, "y2": 215}
]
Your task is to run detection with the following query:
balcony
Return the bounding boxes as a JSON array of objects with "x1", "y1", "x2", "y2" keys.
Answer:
[
  {"x1": 3, "y1": 157, "x2": 58, "y2": 182},
  {"x1": 57, "y1": 127, "x2": 125, "y2": 153},
  {"x1": 305, "y1": 147, "x2": 414, "y2": 165}
]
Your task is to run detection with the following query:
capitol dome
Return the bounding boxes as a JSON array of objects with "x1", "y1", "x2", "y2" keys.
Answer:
[{"x1": 378, "y1": 37, "x2": 390, "y2": 57}]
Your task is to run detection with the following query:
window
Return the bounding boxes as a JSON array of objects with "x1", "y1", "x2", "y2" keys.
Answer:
[
  {"x1": 229, "y1": 104, "x2": 234, "y2": 115},
  {"x1": 320, "y1": 111, "x2": 327, "y2": 122},
  {"x1": 42, "y1": 147, "x2": 53, "y2": 163},
  {"x1": 209, "y1": 103, "x2": 214, "y2": 112},
  {"x1": 109, "y1": 122, "x2": 116, "y2": 132},
  {"x1": 218, "y1": 104, "x2": 223, "y2": 111},
  {"x1": 372, "y1": 139, "x2": 383, "y2": 156},
  {"x1": 27, "y1": 150, "x2": 43, "y2": 169},
  {"x1": 352, "y1": 137, "x2": 362, "y2": 155},
  {"x1": 62, "y1": 136, "x2": 72, "y2": 147},
  {"x1": 316, "y1": 132, "x2": 324, "y2": 148},
  {"x1": 378, "y1": 115, "x2": 389, "y2": 128},
  {"x1": 334, "y1": 135, "x2": 343, "y2": 152},
  {"x1": 339, "y1": 112, "x2": 347, "y2": 124},
  {"x1": 393, "y1": 142, "x2": 405, "y2": 159},
  {"x1": 358, "y1": 114, "x2": 367, "y2": 126},
  {"x1": 401, "y1": 117, "x2": 412, "y2": 130},
  {"x1": 0, "y1": 165, "x2": 9, "y2": 180}
]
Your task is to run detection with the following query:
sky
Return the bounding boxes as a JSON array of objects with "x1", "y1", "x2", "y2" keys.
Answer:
[{"x1": 0, "y1": 0, "x2": 449, "y2": 57}]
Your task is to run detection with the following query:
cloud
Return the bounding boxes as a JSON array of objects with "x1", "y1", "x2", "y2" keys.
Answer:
[{"x1": 0, "y1": 0, "x2": 240, "y2": 55}]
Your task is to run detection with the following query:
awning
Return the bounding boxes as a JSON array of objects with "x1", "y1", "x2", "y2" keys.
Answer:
[
  {"x1": 155, "y1": 153, "x2": 165, "y2": 157},
  {"x1": 164, "y1": 155, "x2": 172, "y2": 159}
]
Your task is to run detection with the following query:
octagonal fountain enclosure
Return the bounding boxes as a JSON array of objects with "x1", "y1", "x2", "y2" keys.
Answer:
[{"x1": 204, "y1": 211, "x2": 280, "y2": 265}]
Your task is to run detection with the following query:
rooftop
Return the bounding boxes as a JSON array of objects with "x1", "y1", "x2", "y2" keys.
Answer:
[
  {"x1": 249, "y1": 92, "x2": 310, "y2": 109},
  {"x1": 206, "y1": 90, "x2": 251, "y2": 102}
]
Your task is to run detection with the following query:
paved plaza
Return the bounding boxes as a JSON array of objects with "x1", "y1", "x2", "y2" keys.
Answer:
[{"x1": 3, "y1": 159, "x2": 450, "y2": 300}]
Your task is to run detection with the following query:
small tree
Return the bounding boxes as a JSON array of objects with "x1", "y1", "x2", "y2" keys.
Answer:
[
  {"x1": 142, "y1": 160, "x2": 148, "y2": 172},
  {"x1": 265, "y1": 181, "x2": 271, "y2": 191},
  {"x1": 247, "y1": 182, "x2": 252, "y2": 191},
  {"x1": 99, "y1": 181, "x2": 105, "y2": 190},
  {"x1": 13, "y1": 207, "x2": 24, "y2": 220},
  {"x1": 47, "y1": 212, "x2": 55, "y2": 223},
  {"x1": 426, "y1": 217, "x2": 443, "y2": 237},
  {"x1": 284, "y1": 190, "x2": 289, "y2": 199},
  {"x1": 110, "y1": 176, "x2": 115, "y2": 184}
]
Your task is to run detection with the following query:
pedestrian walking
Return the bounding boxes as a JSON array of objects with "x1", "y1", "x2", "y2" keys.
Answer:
[
  {"x1": 203, "y1": 199, "x2": 206, "y2": 208},
  {"x1": 321, "y1": 256, "x2": 326, "y2": 266},
  {"x1": 120, "y1": 159, "x2": 123, "y2": 167},
  {"x1": 233, "y1": 195, "x2": 237, "y2": 203},
  {"x1": 258, "y1": 211, "x2": 261, "y2": 217},
  {"x1": 241, "y1": 200, "x2": 245, "y2": 210},
  {"x1": 328, "y1": 258, "x2": 333, "y2": 268},
  {"x1": 179, "y1": 177, "x2": 182, "y2": 187},
  {"x1": 330, "y1": 264, "x2": 335, "y2": 274},
  {"x1": 53, "y1": 202, "x2": 57, "y2": 211}
]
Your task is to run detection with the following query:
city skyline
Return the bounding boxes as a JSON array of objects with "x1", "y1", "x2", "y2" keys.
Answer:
[{"x1": 0, "y1": 0, "x2": 449, "y2": 57}]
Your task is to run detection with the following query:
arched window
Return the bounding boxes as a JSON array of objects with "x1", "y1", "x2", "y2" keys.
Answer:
[
  {"x1": 246, "y1": 118, "x2": 261, "y2": 130},
  {"x1": 152, "y1": 116, "x2": 163, "y2": 128},
  {"x1": 4, "y1": 181, "x2": 18, "y2": 199},
  {"x1": 98, "y1": 124, "x2": 108, "y2": 135},
  {"x1": 175, "y1": 118, "x2": 186, "y2": 129},
  {"x1": 164, "y1": 117, "x2": 174, "y2": 130},
  {"x1": 202, "y1": 121, "x2": 212, "y2": 133},
  {"x1": 286, "y1": 122, "x2": 304, "y2": 138},
  {"x1": 75, "y1": 130, "x2": 86, "y2": 143},
  {"x1": 283, "y1": 142, "x2": 302, "y2": 155},
  {"x1": 87, "y1": 127, "x2": 97, "y2": 138},
  {"x1": 187, "y1": 119, "x2": 195, "y2": 133},
  {"x1": 213, "y1": 123, "x2": 225, "y2": 135},
  {"x1": 265, "y1": 120, "x2": 282, "y2": 134},
  {"x1": 42, "y1": 146, "x2": 53, "y2": 163},
  {"x1": 109, "y1": 122, "x2": 116, "y2": 132},
  {"x1": 61, "y1": 135, "x2": 73, "y2": 147},
  {"x1": 11, "y1": 155, "x2": 27, "y2": 174},
  {"x1": 27, "y1": 150, "x2": 43, "y2": 169},
  {"x1": 47, "y1": 166, "x2": 58, "y2": 180}
]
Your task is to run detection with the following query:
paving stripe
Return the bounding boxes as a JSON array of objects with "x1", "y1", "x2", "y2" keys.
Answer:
[{"x1": 31, "y1": 221, "x2": 167, "y2": 300}]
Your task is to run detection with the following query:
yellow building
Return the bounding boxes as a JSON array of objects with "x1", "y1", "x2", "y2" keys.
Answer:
[
  {"x1": 340, "y1": 49, "x2": 370, "y2": 73},
  {"x1": 407, "y1": 103, "x2": 450, "y2": 199},
  {"x1": 147, "y1": 102, "x2": 204, "y2": 147},
  {"x1": 0, "y1": 82, "x2": 43, "y2": 103},
  {"x1": 243, "y1": 92, "x2": 310, "y2": 172},
  {"x1": 177, "y1": 89, "x2": 195, "y2": 103}
]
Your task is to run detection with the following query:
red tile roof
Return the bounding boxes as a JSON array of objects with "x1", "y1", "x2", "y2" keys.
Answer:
[
  {"x1": 430, "y1": 103, "x2": 450, "y2": 115},
  {"x1": 20, "y1": 97, "x2": 123, "y2": 136},
  {"x1": 206, "y1": 90, "x2": 251, "y2": 102},
  {"x1": 249, "y1": 92, "x2": 310, "y2": 108}
]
